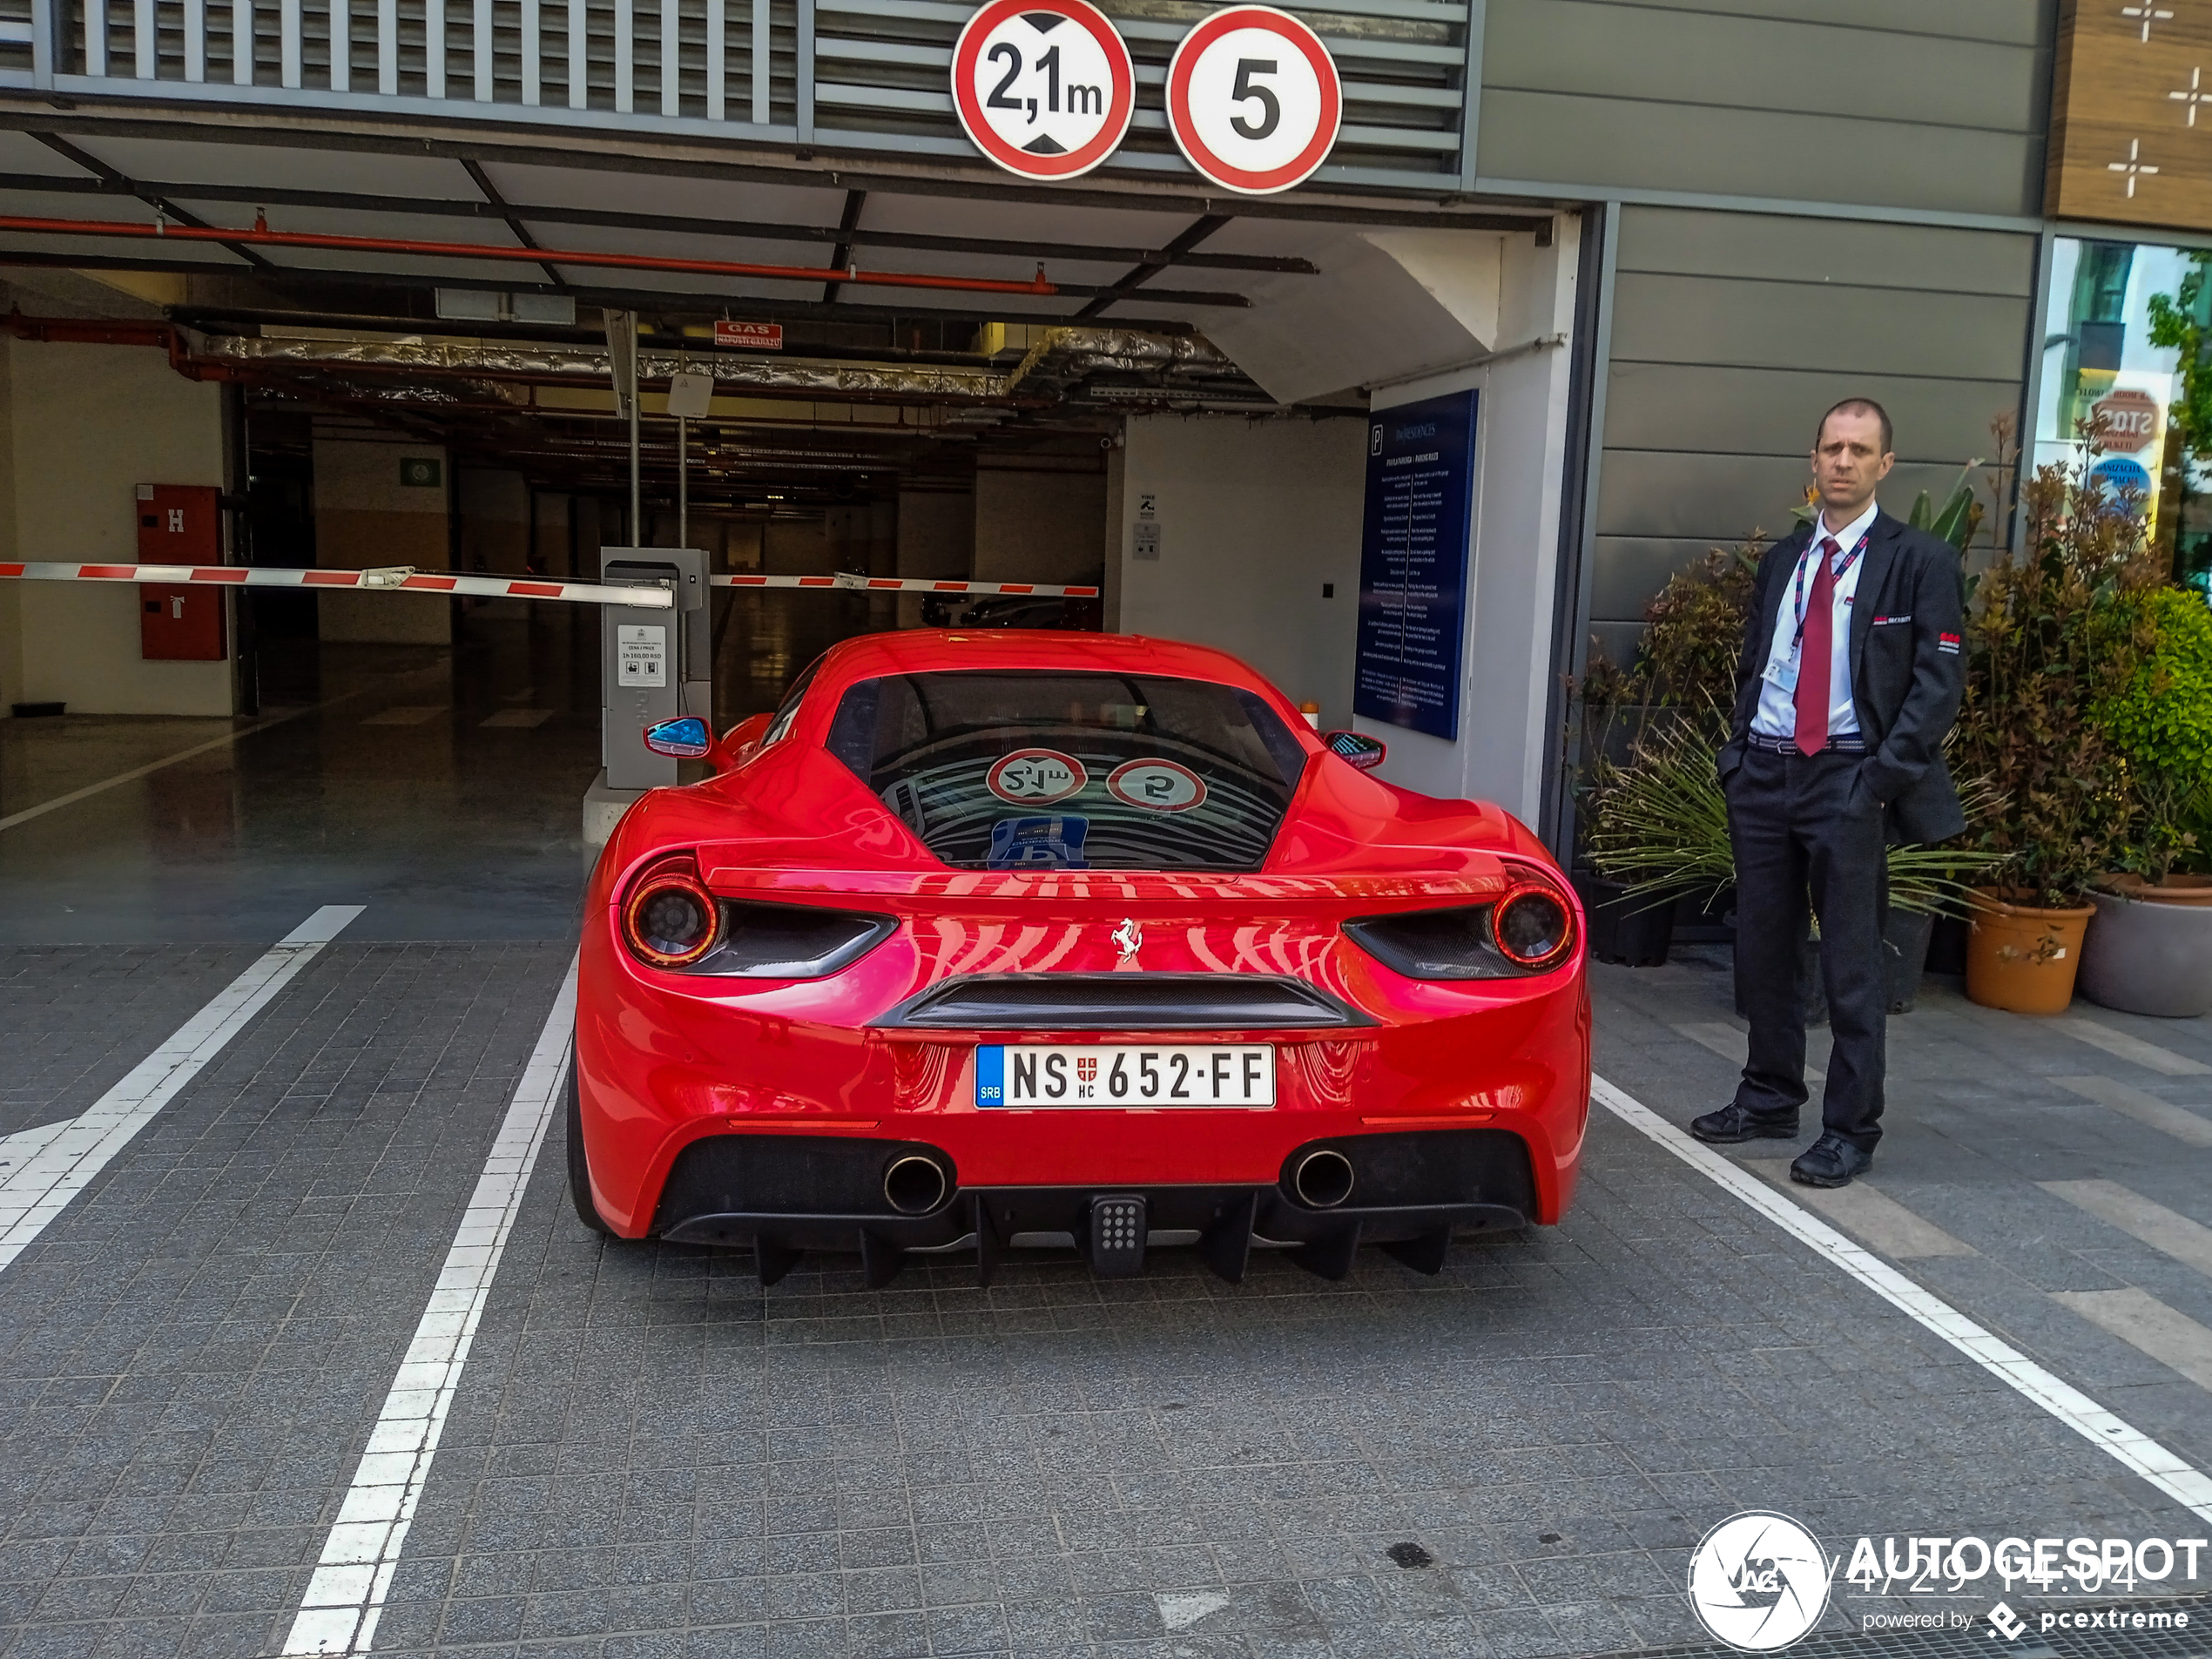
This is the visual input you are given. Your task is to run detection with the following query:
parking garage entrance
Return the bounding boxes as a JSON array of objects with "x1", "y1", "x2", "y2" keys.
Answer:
[{"x1": 0, "y1": 137, "x2": 1590, "y2": 842}]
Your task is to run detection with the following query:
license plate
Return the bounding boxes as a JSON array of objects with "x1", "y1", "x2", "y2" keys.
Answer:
[{"x1": 975, "y1": 1044, "x2": 1275, "y2": 1109}]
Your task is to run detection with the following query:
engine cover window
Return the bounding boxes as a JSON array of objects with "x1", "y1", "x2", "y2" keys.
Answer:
[{"x1": 826, "y1": 671, "x2": 1306, "y2": 872}]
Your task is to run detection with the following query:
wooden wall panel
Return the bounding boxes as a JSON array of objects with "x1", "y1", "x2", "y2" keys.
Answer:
[{"x1": 2047, "y1": 0, "x2": 2212, "y2": 229}]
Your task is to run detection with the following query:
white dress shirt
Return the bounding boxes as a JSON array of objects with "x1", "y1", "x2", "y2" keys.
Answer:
[{"x1": 1750, "y1": 500, "x2": 1876, "y2": 740}]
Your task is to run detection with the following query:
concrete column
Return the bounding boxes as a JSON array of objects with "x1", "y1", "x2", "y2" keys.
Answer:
[
  {"x1": 1115, "y1": 415, "x2": 1366, "y2": 730},
  {"x1": 1352, "y1": 219, "x2": 1582, "y2": 821},
  {"x1": 0, "y1": 338, "x2": 18, "y2": 715},
  {"x1": 314, "y1": 432, "x2": 453, "y2": 644},
  {"x1": 895, "y1": 487, "x2": 973, "y2": 628},
  {"x1": 974, "y1": 464, "x2": 1106, "y2": 585},
  {"x1": 458, "y1": 468, "x2": 530, "y2": 573},
  {"x1": 5, "y1": 337, "x2": 232, "y2": 716}
]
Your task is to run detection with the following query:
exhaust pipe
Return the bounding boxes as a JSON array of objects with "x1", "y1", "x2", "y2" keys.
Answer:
[
  {"x1": 884, "y1": 1154, "x2": 949, "y2": 1216},
  {"x1": 1291, "y1": 1148, "x2": 1355, "y2": 1209}
]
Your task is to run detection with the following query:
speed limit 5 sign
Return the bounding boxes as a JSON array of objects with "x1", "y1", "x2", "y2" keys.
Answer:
[
  {"x1": 952, "y1": 0, "x2": 1136, "y2": 180},
  {"x1": 1166, "y1": 5, "x2": 1341, "y2": 194}
]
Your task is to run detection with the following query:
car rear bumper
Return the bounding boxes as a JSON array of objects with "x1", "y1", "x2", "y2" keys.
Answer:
[
  {"x1": 650, "y1": 1128, "x2": 1541, "y2": 1285},
  {"x1": 576, "y1": 922, "x2": 1593, "y2": 1246}
]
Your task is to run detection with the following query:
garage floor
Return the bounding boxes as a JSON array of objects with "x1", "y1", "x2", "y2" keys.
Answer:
[{"x1": 4, "y1": 629, "x2": 2212, "y2": 1659}]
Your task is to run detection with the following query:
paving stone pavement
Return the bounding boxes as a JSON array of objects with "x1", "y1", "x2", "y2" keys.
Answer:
[
  {"x1": 0, "y1": 941, "x2": 2209, "y2": 1659},
  {"x1": 0, "y1": 948, "x2": 264, "y2": 1138}
]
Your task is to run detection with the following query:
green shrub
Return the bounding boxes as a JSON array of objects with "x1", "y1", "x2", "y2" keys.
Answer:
[{"x1": 2099, "y1": 587, "x2": 2212, "y2": 779}]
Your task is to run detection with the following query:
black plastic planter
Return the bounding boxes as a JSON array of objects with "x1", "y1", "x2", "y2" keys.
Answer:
[{"x1": 1574, "y1": 875, "x2": 1675, "y2": 967}]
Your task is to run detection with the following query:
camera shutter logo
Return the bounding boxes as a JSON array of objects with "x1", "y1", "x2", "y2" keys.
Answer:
[{"x1": 1686, "y1": 1512, "x2": 1831, "y2": 1652}]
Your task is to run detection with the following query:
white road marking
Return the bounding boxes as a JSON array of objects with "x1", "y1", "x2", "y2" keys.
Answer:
[
  {"x1": 2053, "y1": 1289, "x2": 2212, "y2": 1393},
  {"x1": 357, "y1": 705, "x2": 448, "y2": 726},
  {"x1": 1672, "y1": 1022, "x2": 1824, "y2": 1088},
  {"x1": 1156, "y1": 1590, "x2": 1230, "y2": 1631},
  {"x1": 2050, "y1": 1075, "x2": 2212, "y2": 1148},
  {"x1": 2051, "y1": 1017, "x2": 2212, "y2": 1077},
  {"x1": 0, "y1": 906, "x2": 363, "y2": 1273},
  {"x1": 1742, "y1": 1160, "x2": 1976, "y2": 1258},
  {"x1": 2043, "y1": 1180, "x2": 2212, "y2": 1280},
  {"x1": 479, "y1": 708, "x2": 553, "y2": 729},
  {"x1": 281, "y1": 956, "x2": 577, "y2": 1658},
  {"x1": 1592, "y1": 1075, "x2": 2212, "y2": 1525},
  {"x1": 0, "y1": 1119, "x2": 69, "y2": 1173}
]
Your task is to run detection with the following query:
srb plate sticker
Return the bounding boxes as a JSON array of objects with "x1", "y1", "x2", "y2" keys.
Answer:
[
  {"x1": 988, "y1": 815, "x2": 1089, "y2": 869},
  {"x1": 987, "y1": 748, "x2": 1088, "y2": 804},
  {"x1": 1105, "y1": 758, "x2": 1207, "y2": 812},
  {"x1": 976, "y1": 1044, "x2": 1275, "y2": 1107},
  {"x1": 617, "y1": 624, "x2": 667, "y2": 687}
]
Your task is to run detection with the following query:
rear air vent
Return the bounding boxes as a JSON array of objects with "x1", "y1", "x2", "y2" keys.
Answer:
[{"x1": 876, "y1": 974, "x2": 1367, "y2": 1030}]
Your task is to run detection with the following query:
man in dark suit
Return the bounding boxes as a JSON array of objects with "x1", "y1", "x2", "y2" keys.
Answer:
[{"x1": 1691, "y1": 399, "x2": 1966, "y2": 1186}]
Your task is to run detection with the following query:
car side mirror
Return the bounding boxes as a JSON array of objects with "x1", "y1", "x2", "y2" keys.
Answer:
[
  {"x1": 1321, "y1": 731, "x2": 1387, "y2": 772},
  {"x1": 643, "y1": 716, "x2": 735, "y2": 772}
]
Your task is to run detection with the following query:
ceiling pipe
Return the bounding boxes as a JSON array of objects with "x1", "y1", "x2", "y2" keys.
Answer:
[{"x1": 0, "y1": 212, "x2": 1061, "y2": 295}]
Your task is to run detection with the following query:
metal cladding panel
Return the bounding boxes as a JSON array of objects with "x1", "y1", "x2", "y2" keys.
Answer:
[
  {"x1": 1608, "y1": 275, "x2": 2031, "y2": 381},
  {"x1": 1587, "y1": 206, "x2": 2030, "y2": 639},
  {"x1": 1476, "y1": 0, "x2": 2052, "y2": 216},
  {"x1": 1601, "y1": 363, "x2": 2026, "y2": 469},
  {"x1": 1614, "y1": 209, "x2": 2040, "y2": 300},
  {"x1": 1595, "y1": 455, "x2": 1994, "y2": 545},
  {"x1": 42, "y1": 0, "x2": 1473, "y2": 191}
]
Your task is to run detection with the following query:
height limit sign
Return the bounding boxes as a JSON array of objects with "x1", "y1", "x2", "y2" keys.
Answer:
[
  {"x1": 1167, "y1": 4, "x2": 1340, "y2": 194},
  {"x1": 953, "y1": 0, "x2": 1135, "y2": 180}
]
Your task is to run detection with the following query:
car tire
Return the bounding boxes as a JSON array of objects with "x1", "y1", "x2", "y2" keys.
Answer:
[{"x1": 565, "y1": 1058, "x2": 616, "y2": 1237}]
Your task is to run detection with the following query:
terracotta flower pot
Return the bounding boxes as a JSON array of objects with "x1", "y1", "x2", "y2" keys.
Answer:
[
  {"x1": 2094, "y1": 873, "x2": 2212, "y2": 907},
  {"x1": 1964, "y1": 888, "x2": 2095, "y2": 1015}
]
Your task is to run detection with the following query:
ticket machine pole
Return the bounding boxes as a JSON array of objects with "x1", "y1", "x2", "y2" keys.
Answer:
[{"x1": 584, "y1": 544, "x2": 712, "y2": 849}]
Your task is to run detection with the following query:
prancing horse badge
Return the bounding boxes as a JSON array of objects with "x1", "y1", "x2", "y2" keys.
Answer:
[{"x1": 1112, "y1": 918, "x2": 1143, "y2": 967}]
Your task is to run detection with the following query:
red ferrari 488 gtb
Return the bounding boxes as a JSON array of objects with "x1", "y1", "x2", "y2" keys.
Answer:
[{"x1": 573, "y1": 630, "x2": 1589, "y2": 1285}]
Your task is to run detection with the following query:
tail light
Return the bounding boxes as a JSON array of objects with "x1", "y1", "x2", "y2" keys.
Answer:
[
  {"x1": 622, "y1": 858, "x2": 720, "y2": 968},
  {"x1": 619, "y1": 855, "x2": 895, "y2": 978},
  {"x1": 1493, "y1": 885, "x2": 1573, "y2": 969},
  {"x1": 1342, "y1": 866, "x2": 1577, "y2": 981}
]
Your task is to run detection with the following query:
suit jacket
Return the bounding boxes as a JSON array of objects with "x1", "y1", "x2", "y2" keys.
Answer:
[{"x1": 1716, "y1": 508, "x2": 1967, "y2": 845}]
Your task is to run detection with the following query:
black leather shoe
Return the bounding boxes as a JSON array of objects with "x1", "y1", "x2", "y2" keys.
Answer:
[
  {"x1": 1689, "y1": 1103, "x2": 1799, "y2": 1144},
  {"x1": 1790, "y1": 1134, "x2": 1873, "y2": 1188}
]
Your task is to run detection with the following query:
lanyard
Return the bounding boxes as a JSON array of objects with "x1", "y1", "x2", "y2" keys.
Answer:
[{"x1": 1789, "y1": 530, "x2": 1867, "y2": 651}]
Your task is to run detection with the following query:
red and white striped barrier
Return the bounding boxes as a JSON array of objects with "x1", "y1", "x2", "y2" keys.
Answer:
[
  {"x1": 0, "y1": 563, "x2": 1103, "y2": 605},
  {"x1": 711, "y1": 573, "x2": 1100, "y2": 597},
  {"x1": 0, "y1": 562, "x2": 675, "y2": 608}
]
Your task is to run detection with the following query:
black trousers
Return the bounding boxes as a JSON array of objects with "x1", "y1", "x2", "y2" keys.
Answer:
[{"x1": 1725, "y1": 745, "x2": 1889, "y2": 1149}]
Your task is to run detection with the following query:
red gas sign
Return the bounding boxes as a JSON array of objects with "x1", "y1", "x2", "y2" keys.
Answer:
[
  {"x1": 2092, "y1": 388, "x2": 2161, "y2": 454},
  {"x1": 952, "y1": 0, "x2": 1135, "y2": 180},
  {"x1": 715, "y1": 320, "x2": 783, "y2": 351}
]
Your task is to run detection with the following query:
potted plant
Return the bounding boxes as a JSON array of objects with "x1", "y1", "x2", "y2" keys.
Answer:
[
  {"x1": 1952, "y1": 442, "x2": 2156, "y2": 1015},
  {"x1": 1586, "y1": 718, "x2": 1993, "y2": 1017},
  {"x1": 2078, "y1": 586, "x2": 2212, "y2": 1014},
  {"x1": 1569, "y1": 541, "x2": 1759, "y2": 965}
]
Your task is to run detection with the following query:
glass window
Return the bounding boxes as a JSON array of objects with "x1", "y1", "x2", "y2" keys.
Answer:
[
  {"x1": 825, "y1": 671, "x2": 1309, "y2": 872},
  {"x1": 2038, "y1": 237, "x2": 2212, "y2": 593}
]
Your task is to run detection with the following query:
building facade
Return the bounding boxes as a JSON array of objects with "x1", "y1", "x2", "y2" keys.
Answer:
[{"x1": 3, "y1": 0, "x2": 2200, "y2": 853}]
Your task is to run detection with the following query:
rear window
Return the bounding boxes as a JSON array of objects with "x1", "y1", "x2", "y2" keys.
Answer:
[{"x1": 826, "y1": 671, "x2": 1308, "y2": 872}]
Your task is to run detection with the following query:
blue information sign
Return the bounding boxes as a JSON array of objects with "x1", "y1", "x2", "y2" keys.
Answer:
[{"x1": 1352, "y1": 388, "x2": 1478, "y2": 740}]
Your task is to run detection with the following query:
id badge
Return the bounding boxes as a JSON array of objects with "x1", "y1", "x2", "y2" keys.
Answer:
[{"x1": 1763, "y1": 648, "x2": 1800, "y2": 694}]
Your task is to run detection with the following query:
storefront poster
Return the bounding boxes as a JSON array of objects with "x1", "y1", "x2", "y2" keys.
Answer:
[{"x1": 1353, "y1": 388, "x2": 1478, "y2": 740}]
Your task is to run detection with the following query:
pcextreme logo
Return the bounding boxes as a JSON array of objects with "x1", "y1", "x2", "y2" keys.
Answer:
[
  {"x1": 1687, "y1": 1513, "x2": 1832, "y2": 1652},
  {"x1": 1685, "y1": 1514, "x2": 2209, "y2": 1653}
]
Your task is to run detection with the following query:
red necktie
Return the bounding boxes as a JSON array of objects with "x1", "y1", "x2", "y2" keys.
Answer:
[{"x1": 1794, "y1": 536, "x2": 1838, "y2": 757}]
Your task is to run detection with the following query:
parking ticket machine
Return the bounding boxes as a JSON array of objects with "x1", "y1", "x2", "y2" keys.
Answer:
[{"x1": 599, "y1": 546, "x2": 711, "y2": 790}]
